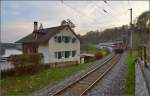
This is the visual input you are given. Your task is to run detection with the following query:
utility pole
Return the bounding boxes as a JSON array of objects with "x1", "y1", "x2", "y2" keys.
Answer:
[
  {"x1": 149, "y1": 0, "x2": 150, "y2": 10},
  {"x1": 129, "y1": 8, "x2": 133, "y2": 49},
  {"x1": 0, "y1": 28, "x2": 1, "y2": 43}
]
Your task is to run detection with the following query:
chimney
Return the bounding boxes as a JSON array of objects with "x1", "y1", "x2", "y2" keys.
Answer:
[{"x1": 34, "y1": 21, "x2": 38, "y2": 31}]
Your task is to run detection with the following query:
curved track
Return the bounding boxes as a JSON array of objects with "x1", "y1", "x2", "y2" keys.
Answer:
[{"x1": 51, "y1": 54, "x2": 122, "y2": 96}]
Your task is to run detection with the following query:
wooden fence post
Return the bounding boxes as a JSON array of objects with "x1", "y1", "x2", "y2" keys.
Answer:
[{"x1": 144, "y1": 46, "x2": 147, "y2": 67}]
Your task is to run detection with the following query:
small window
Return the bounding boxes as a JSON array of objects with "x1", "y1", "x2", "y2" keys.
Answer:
[
  {"x1": 63, "y1": 36, "x2": 70, "y2": 43},
  {"x1": 61, "y1": 51, "x2": 65, "y2": 59},
  {"x1": 72, "y1": 50, "x2": 76, "y2": 57},
  {"x1": 72, "y1": 37, "x2": 76, "y2": 43},
  {"x1": 65, "y1": 51, "x2": 70, "y2": 58}
]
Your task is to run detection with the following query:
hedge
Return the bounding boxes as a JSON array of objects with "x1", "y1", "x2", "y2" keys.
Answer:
[
  {"x1": 1, "y1": 53, "x2": 44, "y2": 78},
  {"x1": 10, "y1": 53, "x2": 43, "y2": 67}
]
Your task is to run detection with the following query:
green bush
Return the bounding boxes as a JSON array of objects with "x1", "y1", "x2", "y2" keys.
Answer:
[
  {"x1": 0, "y1": 53, "x2": 44, "y2": 78},
  {"x1": 11, "y1": 53, "x2": 43, "y2": 67},
  {"x1": 1, "y1": 64, "x2": 44, "y2": 78}
]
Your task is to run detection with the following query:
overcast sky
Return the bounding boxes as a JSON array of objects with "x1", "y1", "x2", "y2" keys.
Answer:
[{"x1": 1, "y1": 1, "x2": 149, "y2": 43}]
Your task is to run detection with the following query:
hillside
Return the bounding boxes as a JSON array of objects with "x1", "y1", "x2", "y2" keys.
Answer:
[
  {"x1": 79, "y1": 25, "x2": 128, "y2": 51},
  {"x1": 80, "y1": 25, "x2": 128, "y2": 44}
]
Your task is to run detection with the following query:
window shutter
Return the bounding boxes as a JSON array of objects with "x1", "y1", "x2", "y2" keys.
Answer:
[
  {"x1": 65, "y1": 51, "x2": 70, "y2": 58},
  {"x1": 58, "y1": 36, "x2": 62, "y2": 43},
  {"x1": 72, "y1": 50, "x2": 76, "y2": 57},
  {"x1": 58, "y1": 52, "x2": 62, "y2": 59},
  {"x1": 72, "y1": 37, "x2": 76, "y2": 43}
]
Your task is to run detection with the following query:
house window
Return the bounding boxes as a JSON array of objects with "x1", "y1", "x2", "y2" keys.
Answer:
[
  {"x1": 72, "y1": 50, "x2": 76, "y2": 57},
  {"x1": 72, "y1": 37, "x2": 76, "y2": 43},
  {"x1": 61, "y1": 51, "x2": 65, "y2": 59},
  {"x1": 56, "y1": 51, "x2": 65, "y2": 59},
  {"x1": 63, "y1": 36, "x2": 70, "y2": 43},
  {"x1": 58, "y1": 52, "x2": 62, "y2": 59},
  {"x1": 65, "y1": 51, "x2": 70, "y2": 58},
  {"x1": 55, "y1": 51, "x2": 71, "y2": 59},
  {"x1": 55, "y1": 36, "x2": 71, "y2": 43}
]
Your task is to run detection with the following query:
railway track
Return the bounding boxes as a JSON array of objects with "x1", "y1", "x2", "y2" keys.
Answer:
[{"x1": 51, "y1": 54, "x2": 121, "y2": 96}]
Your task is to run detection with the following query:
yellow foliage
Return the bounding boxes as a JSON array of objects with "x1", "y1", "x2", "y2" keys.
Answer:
[{"x1": 99, "y1": 50, "x2": 108, "y2": 57}]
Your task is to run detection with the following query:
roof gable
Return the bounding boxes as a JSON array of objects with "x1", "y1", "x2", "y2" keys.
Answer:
[{"x1": 16, "y1": 25, "x2": 80, "y2": 44}]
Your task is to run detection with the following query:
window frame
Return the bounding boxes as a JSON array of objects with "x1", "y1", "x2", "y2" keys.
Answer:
[
  {"x1": 63, "y1": 36, "x2": 71, "y2": 43},
  {"x1": 65, "y1": 51, "x2": 70, "y2": 58}
]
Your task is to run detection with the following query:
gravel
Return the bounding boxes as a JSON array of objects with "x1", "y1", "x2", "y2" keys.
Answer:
[
  {"x1": 87, "y1": 52, "x2": 128, "y2": 96},
  {"x1": 32, "y1": 53, "x2": 114, "y2": 96}
]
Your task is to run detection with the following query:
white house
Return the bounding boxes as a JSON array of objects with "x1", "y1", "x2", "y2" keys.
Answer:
[{"x1": 16, "y1": 21, "x2": 80, "y2": 64}]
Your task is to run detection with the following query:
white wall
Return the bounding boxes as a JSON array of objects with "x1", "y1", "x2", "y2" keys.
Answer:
[
  {"x1": 38, "y1": 27, "x2": 80, "y2": 64},
  {"x1": 48, "y1": 27, "x2": 80, "y2": 63},
  {"x1": 38, "y1": 43, "x2": 50, "y2": 63}
]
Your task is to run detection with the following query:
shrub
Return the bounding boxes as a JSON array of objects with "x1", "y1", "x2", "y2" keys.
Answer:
[
  {"x1": 94, "y1": 50, "x2": 108, "y2": 59},
  {"x1": 10, "y1": 53, "x2": 43, "y2": 67},
  {"x1": 0, "y1": 53, "x2": 44, "y2": 78},
  {"x1": 1, "y1": 63, "x2": 44, "y2": 78}
]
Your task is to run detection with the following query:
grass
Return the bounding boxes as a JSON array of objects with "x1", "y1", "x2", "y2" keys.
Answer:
[
  {"x1": 86, "y1": 45, "x2": 101, "y2": 54},
  {"x1": 147, "y1": 49, "x2": 150, "y2": 62},
  {"x1": 0, "y1": 61, "x2": 96, "y2": 96},
  {"x1": 125, "y1": 51, "x2": 138, "y2": 96}
]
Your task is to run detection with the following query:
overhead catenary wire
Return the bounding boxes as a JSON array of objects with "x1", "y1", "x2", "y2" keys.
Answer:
[
  {"x1": 61, "y1": 1, "x2": 129, "y2": 30},
  {"x1": 93, "y1": 1, "x2": 123, "y2": 22},
  {"x1": 61, "y1": 2, "x2": 96, "y2": 26},
  {"x1": 92, "y1": 1, "x2": 131, "y2": 29},
  {"x1": 61, "y1": 1, "x2": 113, "y2": 28},
  {"x1": 102, "y1": 0, "x2": 129, "y2": 19}
]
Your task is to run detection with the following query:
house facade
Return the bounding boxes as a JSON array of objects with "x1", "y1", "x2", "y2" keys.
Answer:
[{"x1": 16, "y1": 22, "x2": 80, "y2": 64}]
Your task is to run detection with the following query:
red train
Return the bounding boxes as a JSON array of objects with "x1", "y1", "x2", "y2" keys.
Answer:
[{"x1": 113, "y1": 43, "x2": 125, "y2": 53}]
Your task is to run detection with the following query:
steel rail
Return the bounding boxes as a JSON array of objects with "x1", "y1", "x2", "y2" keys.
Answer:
[
  {"x1": 51, "y1": 54, "x2": 121, "y2": 96},
  {"x1": 80, "y1": 55, "x2": 121, "y2": 96}
]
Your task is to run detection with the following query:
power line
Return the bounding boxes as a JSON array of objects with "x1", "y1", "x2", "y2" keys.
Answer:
[
  {"x1": 61, "y1": 2, "x2": 95, "y2": 26},
  {"x1": 102, "y1": 1, "x2": 129, "y2": 18},
  {"x1": 62, "y1": 1, "x2": 111, "y2": 27},
  {"x1": 61, "y1": 1, "x2": 128, "y2": 30},
  {"x1": 94, "y1": 1, "x2": 123, "y2": 22}
]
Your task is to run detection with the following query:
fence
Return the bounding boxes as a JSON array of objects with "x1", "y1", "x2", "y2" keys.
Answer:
[{"x1": 138, "y1": 45, "x2": 150, "y2": 67}]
